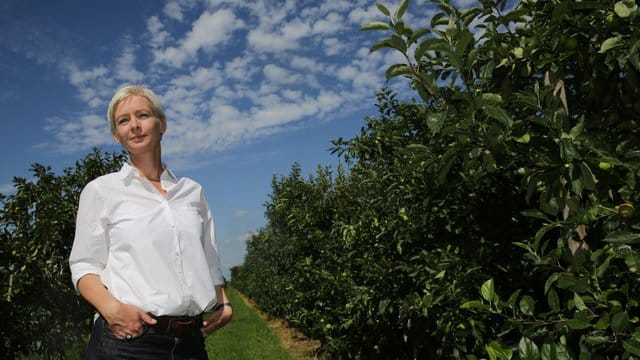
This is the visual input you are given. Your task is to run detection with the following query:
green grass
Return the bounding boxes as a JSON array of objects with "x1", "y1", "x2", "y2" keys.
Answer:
[{"x1": 205, "y1": 287, "x2": 294, "y2": 360}]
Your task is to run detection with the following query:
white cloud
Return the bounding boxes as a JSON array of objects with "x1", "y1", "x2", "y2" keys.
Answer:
[
  {"x1": 281, "y1": 18, "x2": 312, "y2": 40},
  {"x1": 323, "y1": 37, "x2": 349, "y2": 56},
  {"x1": 42, "y1": 0, "x2": 442, "y2": 160},
  {"x1": 347, "y1": 4, "x2": 380, "y2": 25},
  {"x1": 154, "y1": 9, "x2": 245, "y2": 67},
  {"x1": 0, "y1": 183, "x2": 15, "y2": 194},
  {"x1": 229, "y1": 232, "x2": 252, "y2": 243},
  {"x1": 67, "y1": 65, "x2": 109, "y2": 87},
  {"x1": 234, "y1": 209, "x2": 249, "y2": 218},
  {"x1": 147, "y1": 16, "x2": 170, "y2": 48},
  {"x1": 263, "y1": 64, "x2": 300, "y2": 85},
  {"x1": 163, "y1": 0, "x2": 198, "y2": 22},
  {"x1": 44, "y1": 114, "x2": 113, "y2": 153},
  {"x1": 453, "y1": 0, "x2": 480, "y2": 9},
  {"x1": 62, "y1": 63, "x2": 114, "y2": 109},
  {"x1": 115, "y1": 45, "x2": 144, "y2": 83},
  {"x1": 225, "y1": 56, "x2": 257, "y2": 81},
  {"x1": 247, "y1": 27, "x2": 300, "y2": 53},
  {"x1": 281, "y1": 89, "x2": 302, "y2": 101},
  {"x1": 312, "y1": 12, "x2": 344, "y2": 35},
  {"x1": 290, "y1": 56, "x2": 319, "y2": 71}
]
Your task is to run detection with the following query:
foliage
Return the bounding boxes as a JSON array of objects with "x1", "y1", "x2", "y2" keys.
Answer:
[
  {"x1": 234, "y1": 0, "x2": 640, "y2": 358},
  {"x1": 0, "y1": 148, "x2": 126, "y2": 359}
]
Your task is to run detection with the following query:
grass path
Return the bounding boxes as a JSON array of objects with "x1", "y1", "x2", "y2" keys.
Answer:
[{"x1": 205, "y1": 287, "x2": 320, "y2": 360}]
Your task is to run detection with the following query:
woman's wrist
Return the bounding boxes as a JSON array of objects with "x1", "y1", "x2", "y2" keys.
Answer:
[{"x1": 212, "y1": 302, "x2": 232, "y2": 312}]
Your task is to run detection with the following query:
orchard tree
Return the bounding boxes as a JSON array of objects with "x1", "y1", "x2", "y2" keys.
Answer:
[
  {"x1": 0, "y1": 148, "x2": 126, "y2": 359},
  {"x1": 361, "y1": 0, "x2": 640, "y2": 357},
  {"x1": 234, "y1": 0, "x2": 640, "y2": 358}
]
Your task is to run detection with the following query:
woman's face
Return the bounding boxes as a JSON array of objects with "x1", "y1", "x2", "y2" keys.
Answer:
[{"x1": 112, "y1": 95, "x2": 166, "y2": 155}]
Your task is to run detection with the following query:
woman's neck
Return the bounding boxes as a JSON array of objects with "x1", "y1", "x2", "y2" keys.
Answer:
[{"x1": 129, "y1": 151, "x2": 163, "y2": 181}]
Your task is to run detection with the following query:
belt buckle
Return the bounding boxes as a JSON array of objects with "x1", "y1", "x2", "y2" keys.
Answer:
[{"x1": 168, "y1": 317, "x2": 197, "y2": 337}]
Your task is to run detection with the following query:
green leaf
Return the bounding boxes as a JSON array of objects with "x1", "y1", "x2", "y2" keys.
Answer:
[
  {"x1": 568, "y1": 121, "x2": 584, "y2": 139},
  {"x1": 568, "y1": 311, "x2": 591, "y2": 330},
  {"x1": 513, "y1": 133, "x2": 531, "y2": 143},
  {"x1": 534, "y1": 223, "x2": 559, "y2": 251},
  {"x1": 541, "y1": 343, "x2": 572, "y2": 360},
  {"x1": 481, "y1": 278, "x2": 496, "y2": 302},
  {"x1": 556, "y1": 273, "x2": 577, "y2": 289},
  {"x1": 437, "y1": 151, "x2": 456, "y2": 184},
  {"x1": 385, "y1": 64, "x2": 412, "y2": 80},
  {"x1": 483, "y1": 106, "x2": 513, "y2": 127},
  {"x1": 408, "y1": 27, "x2": 430, "y2": 45},
  {"x1": 578, "y1": 162, "x2": 597, "y2": 191},
  {"x1": 486, "y1": 341, "x2": 513, "y2": 360},
  {"x1": 521, "y1": 209, "x2": 550, "y2": 221},
  {"x1": 604, "y1": 231, "x2": 640, "y2": 245},
  {"x1": 560, "y1": 139, "x2": 577, "y2": 162},
  {"x1": 478, "y1": 93, "x2": 503, "y2": 106},
  {"x1": 614, "y1": 0, "x2": 638, "y2": 18},
  {"x1": 414, "y1": 37, "x2": 446, "y2": 61},
  {"x1": 460, "y1": 300, "x2": 489, "y2": 310},
  {"x1": 455, "y1": 29, "x2": 474, "y2": 57},
  {"x1": 394, "y1": 0, "x2": 410, "y2": 19},
  {"x1": 594, "y1": 312, "x2": 609, "y2": 330},
  {"x1": 623, "y1": 339, "x2": 640, "y2": 356},
  {"x1": 573, "y1": 292, "x2": 588, "y2": 311},
  {"x1": 426, "y1": 112, "x2": 446, "y2": 135},
  {"x1": 599, "y1": 36, "x2": 623, "y2": 53},
  {"x1": 547, "y1": 288, "x2": 560, "y2": 312},
  {"x1": 430, "y1": 12, "x2": 448, "y2": 28},
  {"x1": 376, "y1": 3, "x2": 390, "y2": 17},
  {"x1": 596, "y1": 255, "x2": 614, "y2": 279},
  {"x1": 624, "y1": 251, "x2": 640, "y2": 273},
  {"x1": 519, "y1": 337, "x2": 540, "y2": 360},
  {"x1": 506, "y1": 289, "x2": 522, "y2": 308},
  {"x1": 388, "y1": 34, "x2": 408, "y2": 53},
  {"x1": 519, "y1": 295, "x2": 535, "y2": 316},
  {"x1": 611, "y1": 311, "x2": 629, "y2": 333},
  {"x1": 370, "y1": 39, "x2": 391, "y2": 52},
  {"x1": 360, "y1": 21, "x2": 391, "y2": 31},
  {"x1": 584, "y1": 336, "x2": 609, "y2": 346},
  {"x1": 405, "y1": 144, "x2": 429, "y2": 153},
  {"x1": 461, "y1": 7, "x2": 483, "y2": 27}
]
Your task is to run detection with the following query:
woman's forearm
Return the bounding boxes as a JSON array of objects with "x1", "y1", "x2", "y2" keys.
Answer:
[{"x1": 76, "y1": 274, "x2": 121, "y2": 320}]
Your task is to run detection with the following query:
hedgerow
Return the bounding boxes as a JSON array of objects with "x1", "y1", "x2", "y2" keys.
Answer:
[{"x1": 232, "y1": 0, "x2": 640, "y2": 358}]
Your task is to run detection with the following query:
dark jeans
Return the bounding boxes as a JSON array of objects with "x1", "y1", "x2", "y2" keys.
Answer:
[{"x1": 85, "y1": 316, "x2": 208, "y2": 360}]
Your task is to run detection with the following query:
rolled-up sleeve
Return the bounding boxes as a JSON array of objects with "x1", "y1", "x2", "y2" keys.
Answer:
[
  {"x1": 201, "y1": 190, "x2": 225, "y2": 285},
  {"x1": 69, "y1": 181, "x2": 108, "y2": 291}
]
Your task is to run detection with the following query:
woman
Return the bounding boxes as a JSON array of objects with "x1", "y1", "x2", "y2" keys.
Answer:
[{"x1": 69, "y1": 84, "x2": 232, "y2": 359}]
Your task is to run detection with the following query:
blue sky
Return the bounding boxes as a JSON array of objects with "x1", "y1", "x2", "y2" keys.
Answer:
[{"x1": 0, "y1": 0, "x2": 471, "y2": 276}]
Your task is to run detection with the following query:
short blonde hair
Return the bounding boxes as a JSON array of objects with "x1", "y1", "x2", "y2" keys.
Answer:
[{"x1": 107, "y1": 84, "x2": 166, "y2": 133}]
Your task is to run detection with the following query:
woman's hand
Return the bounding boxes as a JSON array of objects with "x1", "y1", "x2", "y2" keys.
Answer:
[
  {"x1": 77, "y1": 274, "x2": 156, "y2": 340},
  {"x1": 103, "y1": 301, "x2": 157, "y2": 340},
  {"x1": 201, "y1": 304, "x2": 233, "y2": 336}
]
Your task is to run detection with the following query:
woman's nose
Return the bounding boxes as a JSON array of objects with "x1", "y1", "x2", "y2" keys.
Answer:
[{"x1": 130, "y1": 117, "x2": 141, "y2": 129}]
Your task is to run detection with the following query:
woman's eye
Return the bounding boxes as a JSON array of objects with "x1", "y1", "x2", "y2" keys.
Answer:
[
  {"x1": 117, "y1": 118, "x2": 128, "y2": 125},
  {"x1": 139, "y1": 113, "x2": 149, "y2": 118}
]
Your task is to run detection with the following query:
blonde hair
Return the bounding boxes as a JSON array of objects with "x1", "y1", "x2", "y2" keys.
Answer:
[{"x1": 107, "y1": 84, "x2": 166, "y2": 133}]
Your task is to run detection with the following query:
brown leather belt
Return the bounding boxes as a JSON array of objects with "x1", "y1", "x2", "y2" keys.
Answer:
[{"x1": 148, "y1": 313, "x2": 203, "y2": 338}]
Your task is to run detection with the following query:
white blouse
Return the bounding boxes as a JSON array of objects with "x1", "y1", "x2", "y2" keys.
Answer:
[{"x1": 69, "y1": 163, "x2": 224, "y2": 316}]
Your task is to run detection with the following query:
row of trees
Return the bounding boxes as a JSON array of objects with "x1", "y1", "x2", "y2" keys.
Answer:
[
  {"x1": 0, "y1": 149, "x2": 126, "y2": 359},
  {"x1": 232, "y1": 0, "x2": 640, "y2": 358}
]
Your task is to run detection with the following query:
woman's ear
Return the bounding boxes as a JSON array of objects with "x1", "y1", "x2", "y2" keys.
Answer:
[{"x1": 112, "y1": 132, "x2": 122, "y2": 144}]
